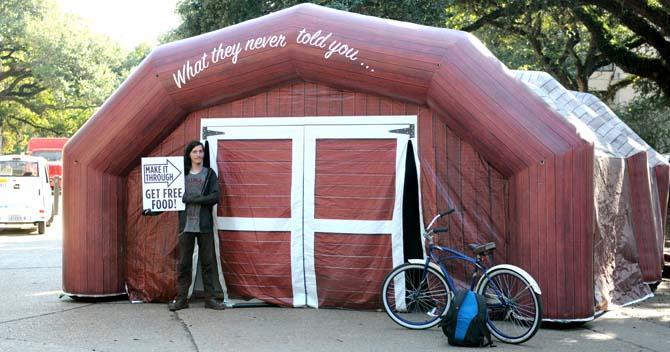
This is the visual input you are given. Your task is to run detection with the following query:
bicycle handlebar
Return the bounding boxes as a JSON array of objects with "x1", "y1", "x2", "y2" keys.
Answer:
[
  {"x1": 425, "y1": 209, "x2": 456, "y2": 232},
  {"x1": 423, "y1": 209, "x2": 457, "y2": 243},
  {"x1": 439, "y1": 209, "x2": 456, "y2": 217}
]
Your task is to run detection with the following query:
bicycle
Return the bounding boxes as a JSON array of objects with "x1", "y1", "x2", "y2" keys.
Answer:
[{"x1": 381, "y1": 209, "x2": 543, "y2": 344}]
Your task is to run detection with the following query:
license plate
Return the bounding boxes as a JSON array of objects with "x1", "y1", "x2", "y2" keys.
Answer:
[{"x1": 8, "y1": 215, "x2": 25, "y2": 221}]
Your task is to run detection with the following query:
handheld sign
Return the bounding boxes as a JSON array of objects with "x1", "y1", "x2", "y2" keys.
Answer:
[{"x1": 141, "y1": 157, "x2": 185, "y2": 211}]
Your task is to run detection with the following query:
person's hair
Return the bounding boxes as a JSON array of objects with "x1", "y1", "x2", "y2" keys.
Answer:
[{"x1": 183, "y1": 140, "x2": 204, "y2": 174}]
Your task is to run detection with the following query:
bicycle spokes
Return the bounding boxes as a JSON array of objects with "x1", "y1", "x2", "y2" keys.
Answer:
[
  {"x1": 480, "y1": 270, "x2": 541, "y2": 343},
  {"x1": 381, "y1": 264, "x2": 451, "y2": 329}
]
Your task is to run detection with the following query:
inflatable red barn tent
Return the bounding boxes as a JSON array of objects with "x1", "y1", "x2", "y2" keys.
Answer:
[{"x1": 64, "y1": 4, "x2": 600, "y2": 320}]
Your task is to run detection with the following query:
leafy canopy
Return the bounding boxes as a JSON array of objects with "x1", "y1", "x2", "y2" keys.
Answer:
[
  {"x1": 165, "y1": 0, "x2": 449, "y2": 41},
  {"x1": 0, "y1": 0, "x2": 149, "y2": 153}
]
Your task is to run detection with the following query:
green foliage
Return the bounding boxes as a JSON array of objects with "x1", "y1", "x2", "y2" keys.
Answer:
[
  {"x1": 116, "y1": 43, "x2": 152, "y2": 79},
  {"x1": 166, "y1": 0, "x2": 449, "y2": 41},
  {"x1": 445, "y1": 1, "x2": 670, "y2": 98},
  {"x1": 446, "y1": 1, "x2": 602, "y2": 91},
  {"x1": 614, "y1": 90, "x2": 670, "y2": 154},
  {"x1": 0, "y1": 0, "x2": 146, "y2": 154}
]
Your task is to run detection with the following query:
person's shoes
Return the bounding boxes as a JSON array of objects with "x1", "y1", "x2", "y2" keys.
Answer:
[
  {"x1": 168, "y1": 298, "x2": 189, "y2": 311},
  {"x1": 204, "y1": 298, "x2": 226, "y2": 310}
]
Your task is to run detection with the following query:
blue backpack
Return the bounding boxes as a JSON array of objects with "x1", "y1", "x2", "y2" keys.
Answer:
[{"x1": 441, "y1": 290, "x2": 493, "y2": 347}]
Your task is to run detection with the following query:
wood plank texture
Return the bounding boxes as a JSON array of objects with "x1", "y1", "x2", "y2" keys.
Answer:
[
  {"x1": 653, "y1": 165, "x2": 669, "y2": 243},
  {"x1": 315, "y1": 233, "x2": 393, "y2": 309},
  {"x1": 627, "y1": 152, "x2": 663, "y2": 283},
  {"x1": 315, "y1": 139, "x2": 396, "y2": 220},
  {"x1": 219, "y1": 231, "x2": 294, "y2": 306},
  {"x1": 217, "y1": 140, "x2": 293, "y2": 218}
]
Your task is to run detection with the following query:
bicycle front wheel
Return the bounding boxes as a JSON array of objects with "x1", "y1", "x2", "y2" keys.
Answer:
[
  {"x1": 476, "y1": 267, "x2": 542, "y2": 344},
  {"x1": 381, "y1": 263, "x2": 451, "y2": 330}
]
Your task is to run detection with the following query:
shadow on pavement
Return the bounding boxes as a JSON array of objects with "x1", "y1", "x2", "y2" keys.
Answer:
[
  {"x1": 65, "y1": 294, "x2": 129, "y2": 304},
  {"x1": 0, "y1": 226, "x2": 38, "y2": 236}
]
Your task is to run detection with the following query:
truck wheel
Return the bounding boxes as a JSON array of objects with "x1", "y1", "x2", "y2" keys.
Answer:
[{"x1": 37, "y1": 222, "x2": 46, "y2": 234}]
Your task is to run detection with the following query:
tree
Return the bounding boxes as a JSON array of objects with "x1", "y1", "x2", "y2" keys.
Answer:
[
  {"x1": 0, "y1": 0, "x2": 146, "y2": 153},
  {"x1": 166, "y1": 0, "x2": 449, "y2": 41},
  {"x1": 615, "y1": 80, "x2": 670, "y2": 153},
  {"x1": 446, "y1": 1, "x2": 670, "y2": 98}
]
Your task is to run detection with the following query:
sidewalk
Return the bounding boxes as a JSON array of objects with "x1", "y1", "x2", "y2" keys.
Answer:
[{"x1": 0, "y1": 281, "x2": 668, "y2": 352}]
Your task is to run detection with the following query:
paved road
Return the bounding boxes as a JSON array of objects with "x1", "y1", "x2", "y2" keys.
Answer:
[{"x1": 0, "y1": 213, "x2": 668, "y2": 351}]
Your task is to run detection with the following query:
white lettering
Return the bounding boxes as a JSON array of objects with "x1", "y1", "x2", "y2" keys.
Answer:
[
  {"x1": 297, "y1": 28, "x2": 309, "y2": 44},
  {"x1": 211, "y1": 44, "x2": 222, "y2": 63},
  {"x1": 171, "y1": 53, "x2": 209, "y2": 89},
  {"x1": 172, "y1": 61, "x2": 188, "y2": 89},
  {"x1": 225, "y1": 42, "x2": 242, "y2": 64},
  {"x1": 312, "y1": 30, "x2": 331, "y2": 48},
  {"x1": 172, "y1": 29, "x2": 366, "y2": 89},
  {"x1": 297, "y1": 29, "x2": 333, "y2": 49},
  {"x1": 245, "y1": 34, "x2": 288, "y2": 51},
  {"x1": 325, "y1": 40, "x2": 359, "y2": 61}
]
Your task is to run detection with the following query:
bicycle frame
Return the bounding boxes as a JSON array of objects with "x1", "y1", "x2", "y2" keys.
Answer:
[
  {"x1": 424, "y1": 244, "x2": 489, "y2": 292},
  {"x1": 419, "y1": 210, "x2": 506, "y2": 308}
]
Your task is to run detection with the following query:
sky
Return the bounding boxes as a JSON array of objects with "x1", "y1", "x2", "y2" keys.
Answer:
[{"x1": 55, "y1": 0, "x2": 181, "y2": 50}]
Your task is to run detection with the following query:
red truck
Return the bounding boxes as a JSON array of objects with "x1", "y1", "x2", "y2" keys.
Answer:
[{"x1": 26, "y1": 137, "x2": 68, "y2": 189}]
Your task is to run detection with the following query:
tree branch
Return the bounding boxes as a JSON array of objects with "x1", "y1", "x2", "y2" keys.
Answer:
[
  {"x1": 575, "y1": 8, "x2": 664, "y2": 75},
  {"x1": 581, "y1": 0, "x2": 670, "y2": 57},
  {"x1": 0, "y1": 73, "x2": 31, "y2": 97},
  {"x1": 461, "y1": 4, "x2": 528, "y2": 31},
  {"x1": 595, "y1": 0, "x2": 670, "y2": 36},
  {"x1": 601, "y1": 74, "x2": 637, "y2": 102},
  {"x1": 2, "y1": 115, "x2": 62, "y2": 135},
  {"x1": 0, "y1": 96, "x2": 46, "y2": 114},
  {"x1": 558, "y1": 27, "x2": 580, "y2": 66},
  {"x1": 489, "y1": 21, "x2": 528, "y2": 37},
  {"x1": 16, "y1": 82, "x2": 44, "y2": 97},
  {"x1": 624, "y1": 37, "x2": 646, "y2": 50},
  {"x1": 575, "y1": 7, "x2": 670, "y2": 96},
  {"x1": 42, "y1": 104, "x2": 98, "y2": 111},
  {"x1": 580, "y1": 29, "x2": 602, "y2": 85}
]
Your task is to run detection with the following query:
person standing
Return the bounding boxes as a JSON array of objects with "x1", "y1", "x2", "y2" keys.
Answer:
[{"x1": 170, "y1": 140, "x2": 226, "y2": 311}]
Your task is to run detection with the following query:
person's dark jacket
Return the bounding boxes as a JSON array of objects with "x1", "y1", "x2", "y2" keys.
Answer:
[{"x1": 179, "y1": 167, "x2": 219, "y2": 233}]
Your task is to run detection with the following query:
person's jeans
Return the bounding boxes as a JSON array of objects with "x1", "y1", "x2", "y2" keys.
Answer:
[{"x1": 176, "y1": 231, "x2": 218, "y2": 300}]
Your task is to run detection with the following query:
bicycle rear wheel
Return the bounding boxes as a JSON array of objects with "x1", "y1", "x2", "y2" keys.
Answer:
[
  {"x1": 381, "y1": 263, "x2": 451, "y2": 329},
  {"x1": 476, "y1": 267, "x2": 542, "y2": 344}
]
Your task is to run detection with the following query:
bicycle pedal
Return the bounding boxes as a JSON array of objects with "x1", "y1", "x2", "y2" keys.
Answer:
[{"x1": 427, "y1": 307, "x2": 438, "y2": 317}]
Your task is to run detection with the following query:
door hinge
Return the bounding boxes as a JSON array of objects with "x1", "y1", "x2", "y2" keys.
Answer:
[
  {"x1": 202, "y1": 127, "x2": 225, "y2": 139},
  {"x1": 389, "y1": 124, "x2": 415, "y2": 138}
]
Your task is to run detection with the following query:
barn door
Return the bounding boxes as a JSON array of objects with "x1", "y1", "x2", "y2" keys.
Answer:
[
  {"x1": 303, "y1": 123, "x2": 412, "y2": 308},
  {"x1": 203, "y1": 117, "x2": 416, "y2": 308},
  {"x1": 205, "y1": 125, "x2": 306, "y2": 307}
]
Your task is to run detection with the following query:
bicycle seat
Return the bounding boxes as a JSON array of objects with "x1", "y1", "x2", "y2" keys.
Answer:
[{"x1": 468, "y1": 242, "x2": 496, "y2": 255}]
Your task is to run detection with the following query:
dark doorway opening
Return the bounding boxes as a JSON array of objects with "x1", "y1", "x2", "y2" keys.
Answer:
[{"x1": 402, "y1": 141, "x2": 422, "y2": 260}]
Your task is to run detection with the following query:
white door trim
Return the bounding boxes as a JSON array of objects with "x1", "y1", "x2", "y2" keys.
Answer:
[
  {"x1": 302, "y1": 122, "x2": 412, "y2": 307},
  {"x1": 202, "y1": 116, "x2": 417, "y2": 129},
  {"x1": 206, "y1": 125, "x2": 306, "y2": 306}
]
